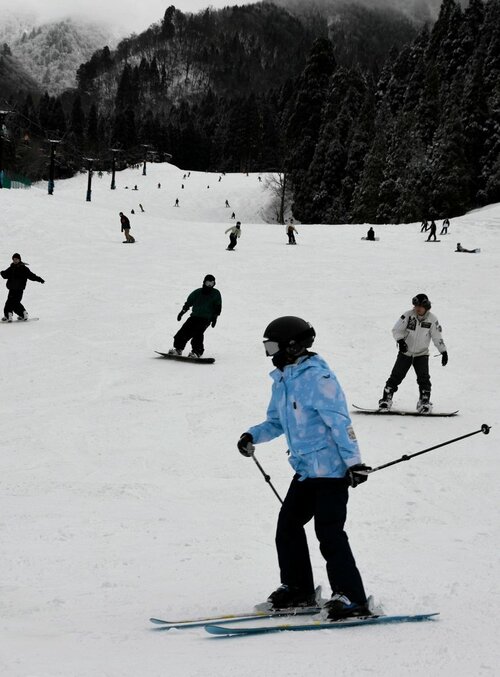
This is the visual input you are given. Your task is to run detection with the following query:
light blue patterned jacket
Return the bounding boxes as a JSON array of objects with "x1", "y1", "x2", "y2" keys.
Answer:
[{"x1": 247, "y1": 354, "x2": 361, "y2": 480}]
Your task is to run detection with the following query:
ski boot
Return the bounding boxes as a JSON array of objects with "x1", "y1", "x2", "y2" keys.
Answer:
[
  {"x1": 323, "y1": 593, "x2": 372, "y2": 621},
  {"x1": 167, "y1": 348, "x2": 182, "y2": 356},
  {"x1": 266, "y1": 584, "x2": 317, "y2": 610},
  {"x1": 378, "y1": 387, "x2": 394, "y2": 411},
  {"x1": 2, "y1": 313, "x2": 13, "y2": 322},
  {"x1": 417, "y1": 391, "x2": 433, "y2": 414},
  {"x1": 187, "y1": 351, "x2": 201, "y2": 359},
  {"x1": 18, "y1": 311, "x2": 28, "y2": 321}
]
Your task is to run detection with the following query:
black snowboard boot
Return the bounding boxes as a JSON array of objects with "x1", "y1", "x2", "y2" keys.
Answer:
[
  {"x1": 378, "y1": 387, "x2": 394, "y2": 410},
  {"x1": 266, "y1": 585, "x2": 317, "y2": 609},
  {"x1": 417, "y1": 390, "x2": 432, "y2": 414}
]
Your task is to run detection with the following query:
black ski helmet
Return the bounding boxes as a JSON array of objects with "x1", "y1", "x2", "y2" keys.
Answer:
[
  {"x1": 263, "y1": 316, "x2": 316, "y2": 356},
  {"x1": 412, "y1": 293, "x2": 431, "y2": 310}
]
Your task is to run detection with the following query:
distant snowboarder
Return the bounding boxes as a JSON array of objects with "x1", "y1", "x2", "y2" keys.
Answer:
[
  {"x1": 378, "y1": 293, "x2": 448, "y2": 414},
  {"x1": 174, "y1": 198, "x2": 179, "y2": 207},
  {"x1": 426, "y1": 220, "x2": 437, "y2": 241},
  {"x1": 226, "y1": 222, "x2": 241, "y2": 250},
  {"x1": 420, "y1": 219, "x2": 428, "y2": 232},
  {"x1": 119, "y1": 212, "x2": 134, "y2": 242},
  {"x1": 440, "y1": 218, "x2": 450, "y2": 235},
  {"x1": 286, "y1": 220, "x2": 298, "y2": 244},
  {"x1": 456, "y1": 242, "x2": 478, "y2": 253},
  {"x1": 1, "y1": 253, "x2": 44, "y2": 322},
  {"x1": 366, "y1": 227, "x2": 376, "y2": 241},
  {"x1": 225, "y1": 200, "x2": 230, "y2": 208},
  {"x1": 168, "y1": 274, "x2": 222, "y2": 358}
]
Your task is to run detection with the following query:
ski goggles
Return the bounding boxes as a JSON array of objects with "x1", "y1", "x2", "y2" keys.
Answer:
[
  {"x1": 263, "y1": 339, "x2": 280, "y2": 356},
  {"x1": 204, "y1": 280, "x2": 215, "y2": 287}
]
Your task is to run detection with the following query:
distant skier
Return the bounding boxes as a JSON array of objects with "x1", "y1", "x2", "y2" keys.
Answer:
[
  {"x1": 286, "y1": 220, "x2": 298, "y2": 244},
  {"x1": 237, "y1": 316, "x2": 371, "y2": 619},
  {"x1": 1, "y1": 253, "x2": 44, "y2": 322},
  {"x1": 440, "y1": 218, "x2": 450, "y2": 235},
  {"x1": 225, "y1": 222, "x2": 241, "y2": 250},
  {"x1": 366, "y1": 227, "x2": 376, "y2": 241},
  {"x1": 420, "y1": 219, "x2": 428, "y2": 232},
  {"x1": 378, "y1": 293, "x2": 448, "y2": 414},
  {"x1": 158, "y1": 183, "x2": 161, "y2": 189},
  {"x1": 225, "y1": 200, "x2": 230, "y2": 208},
  {"x1": 174, "y1": 198, "x2": 179, "y2": 207},
  {"x1": 119, "y1": 212, "x2": 134, "y2": 242},
  {"x1": 426, "y1": 220, "x2": 437, "y2": 241},
  {"x1": 168, "y1": 274, "x2": 222, "y2": 358},
  {"x1": 231, "y1": 212, "x2": 236, "y2": 219}
]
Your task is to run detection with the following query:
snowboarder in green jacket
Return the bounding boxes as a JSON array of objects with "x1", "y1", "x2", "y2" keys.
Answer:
[{"x1": 168, "y1": 274, "x2": 222, "y2": 358}]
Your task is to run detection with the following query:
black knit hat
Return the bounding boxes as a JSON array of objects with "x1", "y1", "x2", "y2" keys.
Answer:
[
  {"x1": 412, "y1": 293, "x2": 431, "y2": 310},
  {"x1": 12, "y1": 253, "x2": 21, "y2": 260}
]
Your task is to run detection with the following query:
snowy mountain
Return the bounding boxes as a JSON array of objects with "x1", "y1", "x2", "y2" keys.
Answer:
[
  {"x1": 1, "y1": 163, "x2": 499, "y2": 675},
  {"x1": 0, "y1": 12, "x2": 114, "y2": 94}
]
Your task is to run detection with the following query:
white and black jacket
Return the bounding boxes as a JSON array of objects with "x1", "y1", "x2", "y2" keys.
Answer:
[{"x1": 392, "y1": 309, "x2": 447, "y2": 357}]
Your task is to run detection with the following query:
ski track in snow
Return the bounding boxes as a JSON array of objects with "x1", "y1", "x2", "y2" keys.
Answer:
[{"x1": 1, "y1": 163, "x2": 499, "y2": 676}]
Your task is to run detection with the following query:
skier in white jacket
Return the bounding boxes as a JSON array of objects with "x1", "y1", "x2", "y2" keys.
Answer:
[{"x1": 378, "y1": 293, "x2": 448, "y2": 413}]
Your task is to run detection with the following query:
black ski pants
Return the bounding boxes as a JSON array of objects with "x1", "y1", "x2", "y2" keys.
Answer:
[
  {"x1": 227, "y1": 234, "x2": 237, "y2": 250},
  {"x1": 276, "y1": 475, "x2": 367, "y2": 604},
  {"x1": 4, "y1": 289, "x2": 26, "y2": 317},
  {"x1": 385, "y1": 353, "x2": 431, "y2": 395},
  {"x1": 287, "y1": 231, "x2": 296, "y2": 244},
  {"x1": 174, "y1": 316, "x2": 211, "y2": 355}
]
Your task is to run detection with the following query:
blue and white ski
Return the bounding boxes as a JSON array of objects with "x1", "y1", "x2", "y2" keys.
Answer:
[
  {"x1": 205, "y1": 612, "x2": 439, "y2": 636},
  {"x1": 150, "y1": 606, "x2": 322, "y2": 630}
]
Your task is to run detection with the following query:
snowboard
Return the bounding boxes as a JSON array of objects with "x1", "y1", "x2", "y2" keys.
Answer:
[
  {"x1": 205, "y1": 612, "x2": 439, "y2": 636},
  {"x1": 1, "y1": 317, "x2": 39, "y2": 324},
  {"x1": 425, "y1": 239, "x2": 441, "y2": 242},
  {"x1": 361, "y1": 237, "x2": 379, "y2": 241},
  {"x1": 352, "y1": 404, "x2": 458, "y2": 417},
  {"x1": 456, "y1": 248, "x2": 480, "y2": 253},
  {"x1": 155, "y1": 351, "x2": 215, "y2": 364}
]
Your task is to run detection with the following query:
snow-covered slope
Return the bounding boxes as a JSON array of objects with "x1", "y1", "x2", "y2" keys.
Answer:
[{"x1": 0, "y1": 163, "x2": 499, "y2": 676}]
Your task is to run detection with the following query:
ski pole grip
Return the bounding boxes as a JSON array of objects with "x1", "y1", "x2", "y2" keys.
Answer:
[{"x1": 481, "y1": 424, "x2": 491, "y2": 434}]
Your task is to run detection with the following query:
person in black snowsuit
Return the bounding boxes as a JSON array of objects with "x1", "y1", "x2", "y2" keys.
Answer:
[
  {"x1": 426, "y1": 220, "x2": 437, "y2": 241},
  {"x1": 119, "y1": 212, "x2": 133, "y2": 242},
  {"x1": 168, "y1": 274, "x2": 222, "y2": 358},
  {"x1": 1, "y1": 253, "x2": 44, "y2": 321},
  {"x1": 366, "y1": 227, "x2": 376, "y2": 241}
]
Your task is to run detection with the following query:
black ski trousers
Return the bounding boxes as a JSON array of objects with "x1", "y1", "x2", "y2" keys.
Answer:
[
  {"x1": 276, "y1": 475, "x2": 367, "y2": 604},
  {"x1": 385, "y1": 353, "x2": 431, "y2": 394},
  {"x1": 174, "y1": 316, "x2": 211, "y2": 355},
  {"x1": 287, "y1": 232, "x2": 296, "y2": 244},
  {"x1": 227, "y1": 234, "x2": 237, "y2": 250},
  {"x1": 4, "y1": 290, "x2": 26, "y2": 317}
]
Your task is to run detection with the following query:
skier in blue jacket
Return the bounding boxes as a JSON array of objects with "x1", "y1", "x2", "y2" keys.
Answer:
[{"x1": 237, "y1": 316, "x2": 371, "y2": 620}]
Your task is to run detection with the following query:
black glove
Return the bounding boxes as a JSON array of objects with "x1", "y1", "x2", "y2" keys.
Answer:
[
  {"x1": 397, "y1": 339, "x2": 408, "y2": 353},
  {"x1": 39, "y1": 278, "x2": 45, "y2": 284},
  {"x1": 177, "y1": 311, "x2": 185, "y2": 322},
  {"x1": 211, "y1": 317, "x2": 217, "y2": 328},
  {"x1": 346, "y1": 463, "x2": 372, "y2": 488},
  {"x1": 441, "y1": 351, "x2": 448, "y2": 366},
  {"x1": 237, "y1": 433, "x2": 255, "y2": 457}
]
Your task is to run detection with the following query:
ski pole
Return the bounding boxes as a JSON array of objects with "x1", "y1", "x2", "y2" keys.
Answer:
[
  {"x1": 363, "y1": 423, "x2": 491, "y2": 474},
  {"x1": 251, "y1": 453, "x2": 283, "y2": 504}
]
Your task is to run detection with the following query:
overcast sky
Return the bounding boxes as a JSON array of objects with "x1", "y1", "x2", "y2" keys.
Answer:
[{"x1": 0, "y1": 0, "x2": 261, "y2": 35}]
